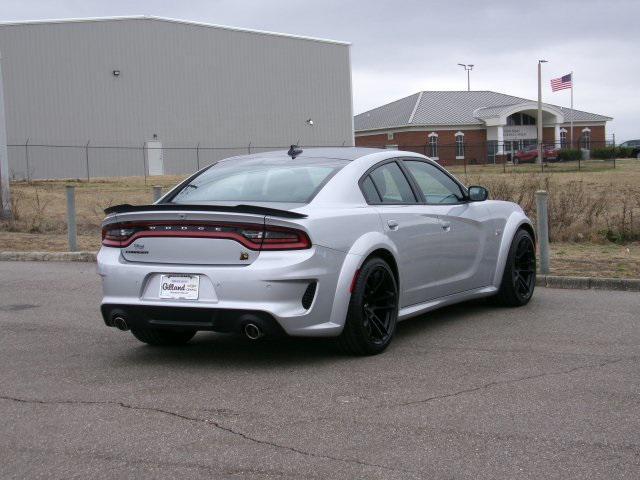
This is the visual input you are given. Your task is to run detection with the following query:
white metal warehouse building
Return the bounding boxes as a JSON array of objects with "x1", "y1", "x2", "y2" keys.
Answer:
[{"x1": 0, "y1": 16, "x2": 353, "y2": 180}]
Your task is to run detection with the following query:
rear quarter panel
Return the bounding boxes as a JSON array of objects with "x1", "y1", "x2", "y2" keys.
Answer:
[{"x1": 265, "y1": 205, "x2": 397, "y2": 331}]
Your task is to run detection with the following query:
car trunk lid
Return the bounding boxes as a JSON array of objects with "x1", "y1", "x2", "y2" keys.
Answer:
[{"x1": 102, "y1": 204, "x2": 308, "y2": 265}]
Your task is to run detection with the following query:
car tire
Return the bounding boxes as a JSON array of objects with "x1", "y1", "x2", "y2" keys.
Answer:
[
  {"x1": 495, "y1": 228, "x2": 536, "y2": 307},
  {"x1": 337, "y1": 257, "x2": 399, "y2": 355},
  {"x1": 130, "y1": 327, "x2": 196, "y2": 346}
]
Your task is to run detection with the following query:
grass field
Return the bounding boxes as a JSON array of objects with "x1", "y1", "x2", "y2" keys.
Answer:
[
  {"x1": 457, "y1": 159, "x2": 640, "y2": 244},
  {"x1": 1, "y1": 158, "x2": 639, "y2": 278},
  {"x1": 448, "y1": 158, "x2": 622, "y2": 176}
]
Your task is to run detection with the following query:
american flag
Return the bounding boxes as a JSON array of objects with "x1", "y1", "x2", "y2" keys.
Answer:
[{"x1": 551, "y1": 73, "x2": 573, "y2": 92}]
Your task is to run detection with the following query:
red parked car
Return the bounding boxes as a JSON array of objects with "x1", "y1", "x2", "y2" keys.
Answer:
[{"x1": 513, "y1": 145, "x2": 559, "y2": 163}]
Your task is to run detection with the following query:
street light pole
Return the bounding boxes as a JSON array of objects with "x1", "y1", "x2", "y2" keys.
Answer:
[
  {"x1": 537, "y1": 59, "x2": 548, "y2": 165},
  {"x1": 457, "y1": 63, "x2": 474, "y2": 91}
]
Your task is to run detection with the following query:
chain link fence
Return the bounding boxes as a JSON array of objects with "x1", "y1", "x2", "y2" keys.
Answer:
[
  {"x1": 7, "y1": 141, "x2": 278, "y2": 181},
  {"x1": 6, "y1": 137, "x2": 634, "y2": 181}
]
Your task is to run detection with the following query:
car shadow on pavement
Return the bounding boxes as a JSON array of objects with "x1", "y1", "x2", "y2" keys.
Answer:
[
  {"x1": 113, "y1": 298, "x2": 498, "y2": 368},
  {"x1": 116, "y1": 333, "x2": 346, "y2": 368}
]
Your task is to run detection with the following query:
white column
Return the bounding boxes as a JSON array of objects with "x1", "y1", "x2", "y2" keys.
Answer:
[
  {"x1": 554, "y1": 124, "x2": 561, "y2": 149},
  {"x1": 497, "y1": 125, "x2": 504, "y2": 154}
]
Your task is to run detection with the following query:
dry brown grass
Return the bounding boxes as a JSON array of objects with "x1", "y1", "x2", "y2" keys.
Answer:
[
  {"x1": 459, "y1": 159, "x2": 640, "y2": 243},
  {"x1": 1, "y1": 176, "x2": 183, "y2": 237},
  {"x1": 548, "y1": 242, "x2": 640, "y2": 278}
]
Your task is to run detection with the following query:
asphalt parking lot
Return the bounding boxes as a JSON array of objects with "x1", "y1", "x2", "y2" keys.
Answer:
[{"x1": 1, "y1": 261, "x2": 639, "y2": 479}]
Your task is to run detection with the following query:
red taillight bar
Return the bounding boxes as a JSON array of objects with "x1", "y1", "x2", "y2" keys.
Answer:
[{"x1": 101, "y1": 221, "x2": 311, "y2": 251}]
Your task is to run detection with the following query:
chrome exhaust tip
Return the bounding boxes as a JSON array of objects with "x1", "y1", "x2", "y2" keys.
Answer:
[
  {"x1": 244, "y1": 323, "x2": 263, "y2": 340},
  {"x1": 113, "y1": 316, "x2": 129, "y2": 331}
]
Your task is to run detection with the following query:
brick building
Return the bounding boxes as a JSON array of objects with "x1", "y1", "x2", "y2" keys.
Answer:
[{"x1": 354, "y1": 91, "x2": 612, "y2": 165}]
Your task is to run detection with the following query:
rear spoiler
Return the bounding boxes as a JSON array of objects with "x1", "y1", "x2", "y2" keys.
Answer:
[{"x1": 103, "y1": 203, "x2": 307, "y2": 219}]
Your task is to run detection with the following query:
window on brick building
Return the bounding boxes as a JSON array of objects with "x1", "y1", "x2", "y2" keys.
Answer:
[
  {"x1": 428, "y1": 132, "x2": 438, "y2": 159},
  {"x1": 455, "y1": 132, "x2": 465, "y2": 159},
  {"x1": 387, "y1": 132, "x2": 394, "y2": 141},
  {"x1": 581, "y1": 128, "x2": 591, "y2": 150},
  {"x1": 560, "y1": 129, "x2": 567, "y2": 149}
]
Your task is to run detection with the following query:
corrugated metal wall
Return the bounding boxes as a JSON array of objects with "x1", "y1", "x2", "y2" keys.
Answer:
[{"x1": 0, "y1": 18, "x2": 353, "y2": 179}]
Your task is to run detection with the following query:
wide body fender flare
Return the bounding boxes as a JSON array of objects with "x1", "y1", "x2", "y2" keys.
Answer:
[
  {"x1": 327, "y1": 232, "x2": 399, "y2": 330},
  {"x1": 492, "y1": 212, "x2": 535, "y2": 288}
]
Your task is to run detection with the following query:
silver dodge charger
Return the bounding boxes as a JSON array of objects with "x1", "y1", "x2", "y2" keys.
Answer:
[{"x1": 98, "y1": 147, "x2": 536, "y2": 355}]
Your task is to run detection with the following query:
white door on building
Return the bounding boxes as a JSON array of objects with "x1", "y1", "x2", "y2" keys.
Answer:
[{"x1": 145, "y1": 141, "x2": 164, "y2": 176}]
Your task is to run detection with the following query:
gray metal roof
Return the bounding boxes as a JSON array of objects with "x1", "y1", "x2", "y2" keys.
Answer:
[
  {"x1": 0, "y1": 15, "x2": 350, "y2": 45},
  {"x1": 355, "y1": 91, "x2": 612, "y2": 131}
]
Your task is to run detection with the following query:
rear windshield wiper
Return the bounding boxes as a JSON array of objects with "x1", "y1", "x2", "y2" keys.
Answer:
[{"x1": 104, "y1": 203, "x2": 307, "y2": 219}]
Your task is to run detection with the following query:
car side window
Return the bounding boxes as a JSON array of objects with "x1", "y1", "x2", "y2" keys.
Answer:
[
  {"x1": 403, "y1": 160, "x2": 464, "y2": 204},
  {"x1": 360, "y1": 176, "x2": 382, "y2": 203},
  {"x1": 369, "y1": 162, "x2": 416, "y2": 204}
]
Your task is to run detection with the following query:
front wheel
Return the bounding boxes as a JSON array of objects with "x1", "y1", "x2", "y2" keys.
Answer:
[
  {"x1": 495, "y1": 229, "x2": 536, "y2": 307},
  {"x1": 337, "y1": 257, "x2": 399, "y2": 355},
  {"x1": 131, "y1": 327, "x2": 196, "y2": 346}
]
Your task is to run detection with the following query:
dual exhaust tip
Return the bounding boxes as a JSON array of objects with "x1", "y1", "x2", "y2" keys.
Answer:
[{"x1": 109, "y1": 310, "x2": 265, "y2": 340}]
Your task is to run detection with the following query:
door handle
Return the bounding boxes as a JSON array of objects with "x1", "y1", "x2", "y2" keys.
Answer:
[{"x1": 387, "y1": 220, "x2": 399, "y2": 231}]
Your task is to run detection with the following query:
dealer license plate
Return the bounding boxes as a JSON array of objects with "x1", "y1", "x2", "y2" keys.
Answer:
[{"x1": 159, "y1": 275, "x2": 200, "y2": 300}]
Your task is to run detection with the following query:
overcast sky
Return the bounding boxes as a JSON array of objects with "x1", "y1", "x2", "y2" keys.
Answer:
[{"x1": 2, "y1": 0, "x2": 638, "y2": 140}]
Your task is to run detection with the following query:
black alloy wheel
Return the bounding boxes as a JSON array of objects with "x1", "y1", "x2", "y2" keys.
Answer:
[
  {"x1": 495, "y1": 228, "x2": 536, "y2": 307},
  {"x1": 513, "y1": 234, "x2": 536, "y2": 301},
  {"x1": 338, "y1": 257, "x2": 399, "y2": 355},
  {"x1": 362, "y1": 266, "x2": 397, "y2": 345}
]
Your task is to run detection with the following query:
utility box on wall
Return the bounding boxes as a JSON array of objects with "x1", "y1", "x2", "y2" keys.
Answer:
[{"x1": 145, "y1": 141, "x2": 164, "y2": 176}]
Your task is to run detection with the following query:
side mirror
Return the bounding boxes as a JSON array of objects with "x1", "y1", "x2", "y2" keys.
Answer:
[{"x1": 468, "y1": 186, "x2": 489, "y2": 202}]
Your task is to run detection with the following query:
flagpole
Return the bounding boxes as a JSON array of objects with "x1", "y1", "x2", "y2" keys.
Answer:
[
  {"x1": 537, "y1": 60, "x2": 547, "y2": 164},
  {"x1": 570, "y1": 71, "x2": 574, "y2": 148}
]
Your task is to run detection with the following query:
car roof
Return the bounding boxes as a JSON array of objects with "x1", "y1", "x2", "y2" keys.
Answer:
[{"x1": 218, "y1": 147, "x2": 386, "y2": 164}]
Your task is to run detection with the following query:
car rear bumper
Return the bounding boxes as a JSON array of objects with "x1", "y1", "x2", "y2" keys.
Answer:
[
  {"x1": 101, "y1": 303, "x2": 287, "y2": 337},
  {"x1": 97, "y1": 245, "x2": 361, "y2": 337}
]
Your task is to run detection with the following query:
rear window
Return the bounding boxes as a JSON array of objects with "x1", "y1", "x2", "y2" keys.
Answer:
[{"x1": 170, "y1": 161, "x2": 344, "y2": 204}]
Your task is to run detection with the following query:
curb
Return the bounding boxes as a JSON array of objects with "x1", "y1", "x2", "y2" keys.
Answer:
[
  {"x1": 0, "y1": 251, "x2": 97, "y2": 262},
  {"x1": 1, "y1": 252, "x2": 639, "y2": 292},
  {"x1": 536, "y1": 275, "x2": 640, "y2": 292}
]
